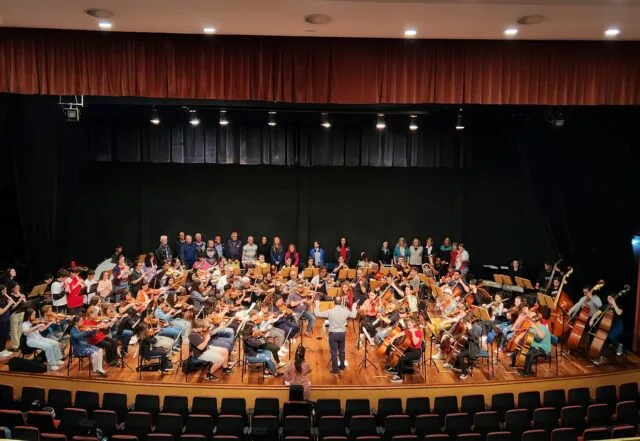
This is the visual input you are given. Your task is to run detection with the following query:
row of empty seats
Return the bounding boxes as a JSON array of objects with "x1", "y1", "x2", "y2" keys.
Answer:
[{"x1": 0, "y1": 382, "x2": 638, "y2": 441}]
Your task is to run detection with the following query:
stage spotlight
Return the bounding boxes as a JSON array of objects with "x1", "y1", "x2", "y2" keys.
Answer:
[
  {"x1": 376, "y1": 113, "x2": 386, "y2": 130},
  {"x1": 63, "y1": 107, "x2": 80, "y2": 122},
  {"x1": 455, "y1": 109, "x2": 465, "y2": 130},
  {"x1": 321, "y1": 112, "x2": 331, "y2": 129},
  {"x1": 150, "y1": 107, "x2": 160, "y2": 125},
  {"x1": 219, "y1": 110, "x2": 229, "y2": 126},
  {"x1": 409, "y1": 115, "x2": 418, "y2": 131},
  {"x1": 188, "y1": 109, "x2": 200, "y2": 126},
  {"x1": 268, "y1": 111, "x2": 277, "y2": 127}
]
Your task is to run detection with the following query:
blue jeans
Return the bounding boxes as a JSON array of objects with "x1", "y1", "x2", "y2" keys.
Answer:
[
  {"x1": 119, "y1": 329, "x2": 133, "y2": 352},
  {"x1": 300, "y1": 311, "x2": 316, "y2": 333},
  {"x1": 248, "y1": 349, "x2": 277, "y2": 374},
  {"x1": 606, "y1": 317, "x2": 623, "y2": 345},
  {"x1": 487, "y1": 322, "x2": 510, "y2": 344},
  {"x1": 210, "y1": 328, "x2": 235, "y2": 352}
]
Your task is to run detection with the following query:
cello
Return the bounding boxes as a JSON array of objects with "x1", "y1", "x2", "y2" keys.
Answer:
[
  {"x1": 565, "y1": 281, "x2": 604, "y2": 351},
  {"x1": 549, "y1": 267, "x2": 574, "y2": 337},
  {"x1": 514, "y1": 313, "x2": 542, "y2": 368},
  {"x1": 587, "y1": 285, "x2": 630, "y2": 359}
]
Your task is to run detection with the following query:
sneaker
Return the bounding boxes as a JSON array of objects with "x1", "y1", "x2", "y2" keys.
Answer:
[
  {"x1": 264, "y1": 372, "x2": 274, "y2": 378},
  {"x1": 172, "y1": 347, "x2": 180, "y2": 353},
  {"x1": 161, "y1": 368, "x2": 173, "y2": 374},
  {"x1": 205, "y1": 373, "x2": 219, "y2": 381},
  {"x1": 129, "y1": 336, "x2": 138, "y2": 345},
  {"x1": 277, "y1": 350, "x2": 287, "y2": 358},
  {"x1": 277, "y1": 361, "x2": 288, "y2": 369},
  {"x1": 94, "y1": 370, "x2": 108, "y2": 377},
  {"x1": 385, "y1": 367, "x2": 398, "y2": 374},
  {"x1": 274, "y1": 372, "x2": 284, "y2": 377},
  {"x1": 390, "y1": 375, "x2": 404, "y2": 383},
  {"x1": 344, "y1": 360, "x2": 349, "y2": 367},
  {"x1": 460, "y1": 373, "x2": 469, "y2": 380},
  {"x1": 222, "y1": 367, "x2": 233, "y2": 375},
  {"x1": 443, "y1": 363, "x2": 453, "y2": 369},
  {"x1": 432, "y1": 352, "x2": 443, "y2": 360},
  {"x1": 49, "y1": 365, "x2": 60, "y2": 371},
  {"x1": 617, "y1": 344, "x2": 623, "y2": 356}
]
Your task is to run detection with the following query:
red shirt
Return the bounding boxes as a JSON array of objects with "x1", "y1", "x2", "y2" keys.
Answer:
[
  {"x1": 405, "y1": 329, "x2": 423, "y2": 350},
  {"x1": 67, "y1": 276, "x2": 85, "y2": 308},
  {"x1": 340, "y1": 246, "x2": 347, "y2": 261},
  {"x1": 450, "y1": 250, "x2": 459, "y2": 266},
  {"x1": 84, "y1": 319, "x2": 106, "y2": 345}
]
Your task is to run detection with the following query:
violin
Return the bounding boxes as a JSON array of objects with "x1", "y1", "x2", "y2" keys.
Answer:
[{"x1": 278, "y1": 304, "x2": 294, "y2": 315}]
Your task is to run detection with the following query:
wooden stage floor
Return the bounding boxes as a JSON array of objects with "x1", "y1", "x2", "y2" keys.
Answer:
[{"x1": 2, "y1": 321, "x2": 639, "y2": 388}]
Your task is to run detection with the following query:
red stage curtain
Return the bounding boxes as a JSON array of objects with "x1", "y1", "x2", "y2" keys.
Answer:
[{"x1": 1, "y1": 28, "x2": 640, "y2": 105}]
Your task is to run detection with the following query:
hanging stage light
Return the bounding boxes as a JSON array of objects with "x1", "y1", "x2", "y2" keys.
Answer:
[
  {"x1": 321, "y1": 112, "x2": 331, "y2": 129},
  {"x1": 188, "y1": 109, "x2": 200, "y2": 126},
  {"x1": 455, "y1": 108, "x2": 464, "y2": 130},
  {"x1": 268, "y1": 111, "x2": 277, "y2": 127},
  {"x1": 409, "y1": 115, "x2": 418, "y2": 131},
  {"x1": 219, "y1": 110, "x2": 229, "y2": 126},
  {"x1": 376, "y1": 113, "x2": 386, "y2": 130},
  {"x1": 150, "y1": 107, "x2": 160, "y2": 125}
]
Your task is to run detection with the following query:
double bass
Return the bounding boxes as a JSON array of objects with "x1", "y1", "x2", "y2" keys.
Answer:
[
  {"x1": 566, "y1": 281, "x2": 604, "y2": 351},
  {"x1": 549, "y1": 267, "x2": 574, "y2": 337},
  {"x1": 587, "y1": 285, "x2": 630, "y2": 359}
]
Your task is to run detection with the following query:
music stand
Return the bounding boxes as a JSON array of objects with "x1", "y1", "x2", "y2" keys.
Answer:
[
  {"x1": 516, "y1": 277, "x2": 534, "y2": 290},
  {"x1": 356, "y1": 328, "x2": 378, "y2": 373},
  {"x1": 471, "y1": 306, "x2": 491, "y2": 322},
  {"x1": 279, "y1": 267, "x2": 292, "y2": 279},
  {"x1": 327, "y1": 287, "x2": 340, "y2": 298},
  {"x1": 29, "y1": 283, "x2": 48, "y2": 298}
]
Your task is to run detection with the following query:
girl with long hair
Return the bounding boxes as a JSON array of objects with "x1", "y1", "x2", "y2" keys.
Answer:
[{"x1": 284, "y1": 345, "x2": 312, "y2": 400}]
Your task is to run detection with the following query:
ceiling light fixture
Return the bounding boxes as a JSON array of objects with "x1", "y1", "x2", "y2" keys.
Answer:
[
  {"x1": 455, "y1": 109, "x2": 464, "y2": 131},
  {"x1": 188, "y1": 109, "x2": 200, "y2": 126},
  {"x1": 376, "y1": 114, "x2": 386, "y2": 130},
  {"x1": 321, "y1": 113, "x2": 331, "y2": 129},
  {"x1": 268, "y1": 111, "x2": 277, "y2": 127},
  {"x1": 203, "y1": 27, "x2": 216, "y2": 34},
  {"x1": 219, "y1": 110, "x2": 229, "y2": 126},
  {"x1": 150, "y1": 107, "x2": 160, "y2": 125},
  {"x1": 409, "y1": 115, "x2": 418, "y2": 131},
  {"x1": 404, "y1": 29, "x2": 417, "y2": 37},
  {"x1": 504, "y1": 27, "x2": 518, "y2": 37},
  {"x1": 98, "y1": 21, "x2": 112, "y2": 30},
  {"x1": 604, "y1": 27, "x2": 620, "y2": 37}
]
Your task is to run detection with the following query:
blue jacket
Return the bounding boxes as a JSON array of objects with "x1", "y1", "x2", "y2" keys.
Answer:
[
  {"x1": 270, "y1": 247, "x2": 284, "y2": 266},
  {"x1": 393, "y1": 245, "x2": 410, "y2": 261},
  {"x1": 180, "y1": 242, "x2": 198, "y2": 264},
  {"x1": 70, "y1": 327, "x2": 98, "y2": 356},
  {"x1": 308, "y1": 247, "x2": 325, "y2": 266}
]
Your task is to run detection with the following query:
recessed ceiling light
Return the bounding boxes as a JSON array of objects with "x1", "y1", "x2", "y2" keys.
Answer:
[
  {"x1": 98, "y1": 21, "x2": 112, "y2": 30},
  {"x1": 604, "y1": 27, "x2": 620, "y2": 37},
  {"x1": 404, "y1": 29, "x2": 417, "y2": 37},
  {"x1": 504, "y1": 27, "x2": 518, "y2": 36},
  {"x1": 203, "y1": 27, "x2": 216, "y2": 34}
]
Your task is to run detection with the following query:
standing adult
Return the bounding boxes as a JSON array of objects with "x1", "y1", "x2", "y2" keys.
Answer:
[
  {"x1": 180, "y1": 235, "x2": 197, "y2": 269},
  {"x1": 174, "y1": 232, "x2": 186, "y2": 260},
  {"x1": 9, "y1": 283, "x2": 27, "y2": 350},
  {"x1": 242, "y1": 236, "x2": 258, "y2": 268},
  {"x1": 408, "y1": 238, "x2": 424, "y2": 268},
  {"x1": 194, "y1": 233, "x2": 206, "y2": 255},
  {"x1": 334, "y1": 237, "x2": 351, "y2": 266},
  {"x1": 0, "y1": 285, "x2": 14, "y2": 357},
  {"x1": 225, "y1": 231, "x2": 243, "y2": 262},
  {"x1": 270, "y1": 237, "x2": 285, "y2": 267},
  {"x1": 257, "y1": 237, "x2": 270, "y2": 263},
  {"x1": 156, "y1": 235, "x2": 173, "y2": 264},
  {"x1": 393, "y1": 237, "x2": 410, "y2": 264},
  {"x1": 314, "y1": 297, "x2": 358, "y2": 375},
  {"x1": 377, "y1": 241, "x2": 393, "y2": 266},
  {"x1": 309, "y1": 241, "x2": 325, "y2": 267}
]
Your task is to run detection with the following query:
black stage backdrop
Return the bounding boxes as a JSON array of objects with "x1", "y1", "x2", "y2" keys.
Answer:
[{"x1": 1, "y1": 94, "x2": 639, "y2": 341}]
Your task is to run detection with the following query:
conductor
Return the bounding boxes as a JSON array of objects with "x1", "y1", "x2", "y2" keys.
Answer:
[{"x1": 314, "y1": 297, "x2": 358, "y2": 375}]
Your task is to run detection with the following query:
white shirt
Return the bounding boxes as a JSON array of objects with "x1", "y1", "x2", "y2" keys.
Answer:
[
  {"x1": 409, "y1": 246, "x2": 423, "y2": 266},
  {"x1": 22, "y1": 321, "x2": 46, "y2": 343},
  {"x1": 51, "y1": 281, "x2": 67, "y2": 307},
  {"x1": 84, "y1": 279, "x2": 97, "y2": 304},
  {"x1": 455, "y1": 250, "x2": 470, "y2": 270}
]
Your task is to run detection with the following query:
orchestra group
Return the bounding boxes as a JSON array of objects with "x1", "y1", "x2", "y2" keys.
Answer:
[{"x1": 0, "y1": 232, "x2": 628, "y2": 386}]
